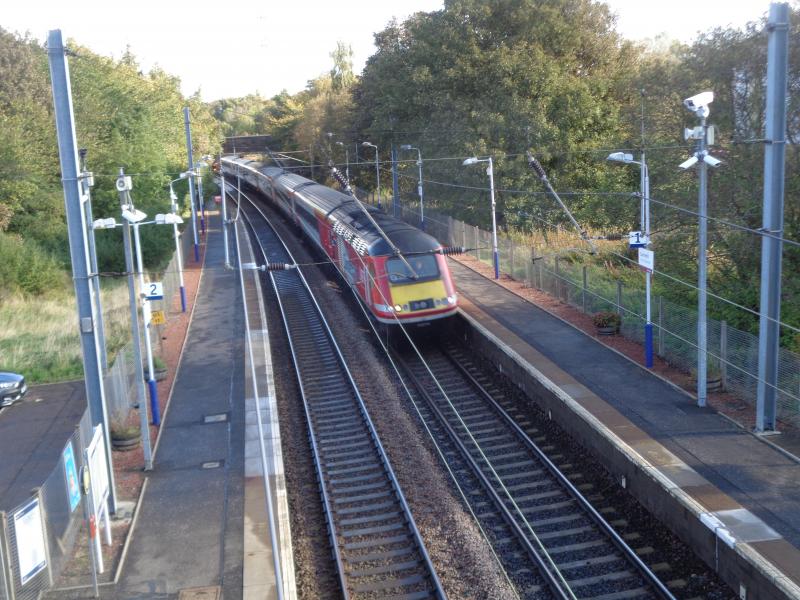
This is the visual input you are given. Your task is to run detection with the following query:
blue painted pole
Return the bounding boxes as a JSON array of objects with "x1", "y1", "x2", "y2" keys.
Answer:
[
  {"x1": 645, "y1": 323, "x2": 654, "y2": 368},
  {"x1": 147, "y1": 379, "x2": 160, "y2": 426},
  {"x1": 180, "y1": 286, "x2": 187, "y2": 313}
]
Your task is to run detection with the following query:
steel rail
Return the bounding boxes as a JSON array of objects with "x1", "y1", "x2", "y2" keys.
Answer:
[
  {"x1": 443, "y1": 345, "x2": 676, "y2": 600},
  {"x1": 236, "y1": 193, "x2": 446, "y2": 600},
  {"x1": 398, "y1": 342, "x2": 676, "y2": 600}
]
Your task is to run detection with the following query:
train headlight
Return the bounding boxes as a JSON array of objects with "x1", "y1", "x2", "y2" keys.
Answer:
[
  {"x1": 447, "y1": 295, "x2": 457, "y2": 305},
  {"x1": 394, "y1": 304, "x2": 403, "y2": 312}
]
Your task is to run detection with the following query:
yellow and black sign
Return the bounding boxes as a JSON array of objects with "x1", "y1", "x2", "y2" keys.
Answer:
[{"x1": 151, "y1": 310, "x2": 166, "y2": 325}]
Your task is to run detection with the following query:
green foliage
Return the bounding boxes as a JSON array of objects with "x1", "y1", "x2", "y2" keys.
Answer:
[
  {"x1": 0, "y1": 231, "x2": 65, "y2": 298},
  {"x1": 0, "y1": 28, "x2": 221, "y2": 298}
]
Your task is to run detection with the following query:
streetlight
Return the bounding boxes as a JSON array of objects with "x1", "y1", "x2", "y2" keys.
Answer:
[
  {"x1": 607, "y1": 151, "x2": 653, "y2": 368},
  {"x1": 400, "y1": 145, "x2": 424, "y2": 230},
  {"x1": 463, "y1": 156, "x2": 499, "y2": 279},
  {"x1": 335, "y1": 141, "x2": 350, "y2": 181},
  {"x1": 362, "y1": 141, "x2": 381, "y2": 209},
  {"x1": 168, "y1": 174, "x2": 189, "y2": 312}
]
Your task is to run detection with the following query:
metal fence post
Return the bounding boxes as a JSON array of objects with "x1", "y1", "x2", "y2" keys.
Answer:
[
  {"x1": 539, "y1": 255, "x2": 544, "y2": 290},
  {"x1": 616, "y1": 280, "x2": 623, "y2": 316},
  {"x1": 510, "y1": 240, "x2": 515, "y2": 279},
  {"x1": 461, "y1": 221, "x2": 466, "y2": 250},
  {"x1": 720, "y1": 320, "x2": 728, "y2": 391},
  {"x1": 658, "y1": 296, "x2": 665, "y2": 356},
  {"x1": 554, "y1": 256, "x2": 561, "y2": 300},
  {"x1": 582, "y1": 266, "x2": 588, "y2": 314},
  {"x1": 0, "y1": 511, "x2": 13, "y2": 600},
  {"x1": 473, "y1": 226, "x2": 480, "y2": 260}
]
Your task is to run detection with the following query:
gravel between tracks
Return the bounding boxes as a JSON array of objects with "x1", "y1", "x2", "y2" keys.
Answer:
[{"x1": 258, "y1": 204, "x2": 517, "y2": 599}]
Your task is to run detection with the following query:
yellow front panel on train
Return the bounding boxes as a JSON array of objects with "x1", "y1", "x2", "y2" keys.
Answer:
[{"x1": 390, "y1": 280, "x2": 447, "y2": 306}]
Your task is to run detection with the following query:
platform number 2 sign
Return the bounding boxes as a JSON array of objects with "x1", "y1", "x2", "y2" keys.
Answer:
[{"x1": 145, "y1": 281, "x2": 164, "y2": 300}]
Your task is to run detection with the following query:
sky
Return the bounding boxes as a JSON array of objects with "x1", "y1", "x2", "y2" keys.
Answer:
[{"x1": 2, "y1": 0, "x2": 770, "y2": 101}]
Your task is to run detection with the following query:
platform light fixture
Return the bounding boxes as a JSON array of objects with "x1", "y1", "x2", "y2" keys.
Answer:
[
  {"x1": 462, "y1": 156, "x2": 499, "y2": 279},
  {"x1": 400, "y1": 145, "x2": 424, "y2": 229},
  {"x1": 362, "y1": 141, "x2": 381, "y2": 209},
  {"x1": 607, "y1": 150, "x2": 653, "y2": 368}
]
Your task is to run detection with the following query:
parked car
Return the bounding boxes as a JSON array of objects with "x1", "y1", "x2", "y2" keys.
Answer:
[{"x1": 0, "y1": 372, "x2": 27, "y2": 406}]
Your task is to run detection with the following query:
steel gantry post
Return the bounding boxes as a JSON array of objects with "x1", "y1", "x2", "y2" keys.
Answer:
[
  {"x1": 756, "y1": 2, "x2": 790, "y2": 432},
  {"x1": 183, "y1": 107, "x2": 200, "y2": 262},
  {"x1": 47, "y1": 29, "x2": 117, "y2": 511}
]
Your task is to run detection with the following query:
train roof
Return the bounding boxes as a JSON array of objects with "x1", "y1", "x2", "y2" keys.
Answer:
[{"x1": 224, "y1": 157, "x2": 442, "y2": 256}]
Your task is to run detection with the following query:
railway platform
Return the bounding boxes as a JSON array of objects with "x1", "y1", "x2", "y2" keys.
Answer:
[
  {"x1": 111, "y1": 209, "x2": 293, "y2": 600},
  {"x1": 448, "y1": 259, "x2": 800, "y2": 600}
]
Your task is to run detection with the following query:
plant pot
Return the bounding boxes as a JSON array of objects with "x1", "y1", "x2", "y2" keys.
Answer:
[
  {"x1": 111, "y1": 434, "x2": 140, "y2": 452},
  {"x1": 707, "y1": 376, "x2": 722, "y2": 392},
  {"x1": 596, "y1": 325, "x2": 617, "y2": 336}
]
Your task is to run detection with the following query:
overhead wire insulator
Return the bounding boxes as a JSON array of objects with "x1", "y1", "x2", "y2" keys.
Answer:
[
  {"x1": 440, "y1": 246, "x2": 466, "y2": 255},
  {"x1": 527, "y1": 152, "x2": 547, "y2": 180},
  {"x1": 267, "y1": 263, "x2": 296, "y2": 271},
  {"x1": 330, "y1": 165, "x2": 353, "y2": 194}
]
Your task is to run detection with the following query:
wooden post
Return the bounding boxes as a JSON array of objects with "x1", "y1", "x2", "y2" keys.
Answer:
[{"x1": 616, "y1": 280, "x2": 623, "y2": 316}]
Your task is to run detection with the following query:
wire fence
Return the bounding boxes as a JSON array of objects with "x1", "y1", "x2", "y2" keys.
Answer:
[{"x1": 386, "y1": 195, "x2": 800, "y2": 429}]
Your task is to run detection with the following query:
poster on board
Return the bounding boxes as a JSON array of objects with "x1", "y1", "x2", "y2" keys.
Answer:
[
  {"x1": 62, "y1": 442, "x2": 80, "y2": 513},
  {"x1": 87, "y1": 425, "x2": 109, "y2": 514},
  {"x1": 13, "y1": 498, "x2": 47, "y2": 586}
]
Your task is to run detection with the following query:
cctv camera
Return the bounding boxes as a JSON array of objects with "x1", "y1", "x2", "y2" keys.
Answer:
[
  {"x1": 115, "y1": 176, "x2": 132, "y2": 192},
  {"x1": 684, "y1": 91, "x2": 714, "y2": 115},
  {"x1": 703, "y1": 154, "x2": 722, "y2": 168}
]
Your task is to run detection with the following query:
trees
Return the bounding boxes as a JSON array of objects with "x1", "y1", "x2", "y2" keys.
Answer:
[
  {"x1": 353, "y1": 0, "x2": 637, "y2": 230},
  {"x1": 0, "y1": 29, "x2": 220, "y2": 295}
]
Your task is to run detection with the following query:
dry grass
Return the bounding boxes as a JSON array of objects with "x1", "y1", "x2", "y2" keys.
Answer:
[{"x1": 0, "y1": 282, "x2": 133, "y2": 383}]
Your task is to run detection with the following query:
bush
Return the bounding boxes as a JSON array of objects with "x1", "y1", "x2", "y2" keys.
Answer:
[
  {"x1": 0, "y1": 231, "x2": 65, "y2": 298},
  {"x1": 592, "y1": 311, "x2": 621, "y2": 329}
]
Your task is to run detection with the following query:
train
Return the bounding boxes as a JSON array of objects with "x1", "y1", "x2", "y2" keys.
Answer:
[{"x1": 221, "y1": 156, "x2": 459, "y2": 325}]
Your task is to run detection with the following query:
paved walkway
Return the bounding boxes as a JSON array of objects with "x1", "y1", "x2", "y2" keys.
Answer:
[
  {"x1": 450, "y1": 260, "x2": 800, "y2": 549},
  {"x1": 117, "y1": 213, "x2": 245, "y2": 599}
]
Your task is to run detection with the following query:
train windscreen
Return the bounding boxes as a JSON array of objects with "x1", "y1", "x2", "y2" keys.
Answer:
[{"x1": 387, "y1": 254, "x2": 440, "y2": 284}]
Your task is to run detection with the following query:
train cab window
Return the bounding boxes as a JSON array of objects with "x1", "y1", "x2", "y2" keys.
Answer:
[{"x1": 387, "y1": 255, "x2": 439, "y2": 285}]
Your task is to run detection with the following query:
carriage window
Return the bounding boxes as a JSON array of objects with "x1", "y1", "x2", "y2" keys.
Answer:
[{"x1": 387, "y1": 255, "x2": 439, "y2": 284}]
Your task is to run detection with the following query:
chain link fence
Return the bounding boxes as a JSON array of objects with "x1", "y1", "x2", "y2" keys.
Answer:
[{"x1": 390, "y1": 198, "x2": 800, "y2": 428}]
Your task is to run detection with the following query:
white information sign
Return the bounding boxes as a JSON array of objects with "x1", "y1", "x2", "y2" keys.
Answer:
[
  {"x1": 142, "y1": 300, "x2": 152, "y2": 326},
  {"x1": 87, "y1": 425, "x2": 109, "y2": 514},
  {"x1": 14, "y1": 498, "x2": 47, "y2": 585},
  {"x1": 638, "y1": 248, "x2": 654, "y2": 273},
  {"x1": 145, "y1": 281, "x2": 163, "y2": 300}
]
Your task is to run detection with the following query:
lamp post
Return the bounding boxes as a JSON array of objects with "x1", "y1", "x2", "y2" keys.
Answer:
[
  {"x1": 607, "y1": 151, "x2": 653, "y2": 367},
  {"x1": 400, "y1": 145, "x2": 424, "y2": 230},
  {"x1": 362, "y1": 141, "x2": 381, "y2": 209},
  {"x1": 336, "y1": 141, "x2": 350, "y2": 181},
  {"x1": 169, "y1": 173, "x2": 189, "y2": 312},
  {"x1": 463, "y1": 156, "x2": 499, "y2": 279}
]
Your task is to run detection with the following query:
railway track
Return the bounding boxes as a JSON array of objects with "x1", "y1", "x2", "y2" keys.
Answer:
[
  {"x1": 394, "y1": 338, "x2": 676, "y2": 600},
  {"x1": 238, "y1": 196, "x2": 446, "y2": 599}
]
